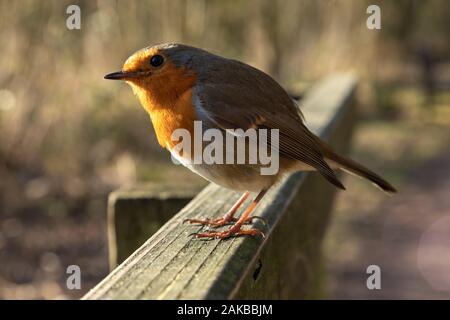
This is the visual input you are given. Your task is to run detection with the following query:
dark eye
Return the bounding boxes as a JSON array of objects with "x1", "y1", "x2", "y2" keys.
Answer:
[{"x1": 150, "y1": 55, "x2": 164, "y2": 67}]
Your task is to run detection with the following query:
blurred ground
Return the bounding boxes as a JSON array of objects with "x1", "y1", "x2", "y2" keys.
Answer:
[
  {"x1": 0, "y1": 207, "x2": 108, "y2": 299},
  {"x1": 326, "y1": 89, "x2": 450, "y2": 299},
  {"x1": 0, "y1": 165, "x2": 203, "y2": 299},
  {"x1": 328, "y1": 150, "x2": 450, "y2": 299}
]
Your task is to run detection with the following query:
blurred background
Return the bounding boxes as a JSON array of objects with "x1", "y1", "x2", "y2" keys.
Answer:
[{"x1": 0, "y1": 0, "x2": 449, "y2": 299}]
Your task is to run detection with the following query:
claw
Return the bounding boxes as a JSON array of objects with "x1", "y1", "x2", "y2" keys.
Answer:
[
  {"x1": 184, "y1": 217, "x2": 209, "y2": 224},
  {"x1": 186, "y1": 189, "x2": 268, "y2": 240},
  {"x1": 184, "y1": 216, "x2": 268, "y2": 229},
  {"x1": 247, "y1": 216, "x2": 268, "y2": 227},
  {"x1": 188, "y1": 231, "x2": 217, "y2": 240},
  {"x1": 192, "y1": 227, "x2": 265, "y2": 240},
  {"x1": 183, "y1": 217, "x2": 231, "y2": 227}
]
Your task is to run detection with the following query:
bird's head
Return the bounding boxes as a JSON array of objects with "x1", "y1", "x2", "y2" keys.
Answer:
[{"x1": 105, "y1": 43, "x2": 200, "y2": 110}]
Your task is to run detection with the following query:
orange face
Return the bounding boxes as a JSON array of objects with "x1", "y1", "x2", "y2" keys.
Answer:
[
  {"x1": 105, "y1": 47, "x2": 198, "y2": 150},
  {"x1": 110, "y1": 47, "x2": 196, "y2": 112}
]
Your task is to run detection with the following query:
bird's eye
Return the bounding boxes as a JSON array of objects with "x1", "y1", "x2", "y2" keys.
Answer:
[{"x1": 150, "y1": 55, "x2": 164, "y2": 67}]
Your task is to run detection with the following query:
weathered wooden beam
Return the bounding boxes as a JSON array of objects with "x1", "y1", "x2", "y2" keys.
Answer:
[
  {"x1": 108, "y1": 183, "x2": 204, "y2": 269},
  {"x1": 84, "y1": 74, "x2": 357, "y2": 300}
]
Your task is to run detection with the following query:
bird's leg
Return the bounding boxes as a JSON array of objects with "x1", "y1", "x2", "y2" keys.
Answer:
[
  {"x1": 184, "y1": 191, "x2": 250, "y2": 227},
  {"x1": 193, "y1": 189, "x2": 268, "y2": 239}
]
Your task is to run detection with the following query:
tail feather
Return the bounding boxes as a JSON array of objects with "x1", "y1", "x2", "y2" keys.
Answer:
[
  {"x1": 317, "y1": 164, "x2": 346, "y2": 191},
  {"x1": 330, "y1": 155, "x2": 397, "y2": 194},
  {"x1": 318, "y1": 140, "x2": 397, "y2": 194}
]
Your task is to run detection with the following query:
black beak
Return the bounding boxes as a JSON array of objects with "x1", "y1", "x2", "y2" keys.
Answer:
[
  {"x1": 104, "y1": 71, "x2": 129, "y2": 80},
  {"x1": 104, "y1": 70, "x2": 150, "y2": 80}
]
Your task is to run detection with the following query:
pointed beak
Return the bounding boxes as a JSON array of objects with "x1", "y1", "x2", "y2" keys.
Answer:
[
  {"x1": 104, "y1": 71, "x2": 130, "y2": 80},
  {"x1": 104, "y1": 70, "x2": 151, "y2": 80}
]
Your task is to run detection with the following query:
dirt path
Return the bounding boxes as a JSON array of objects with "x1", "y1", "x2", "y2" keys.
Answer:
[{"x1": 327, "y1": 151, "x2": 450, "y2": 299}]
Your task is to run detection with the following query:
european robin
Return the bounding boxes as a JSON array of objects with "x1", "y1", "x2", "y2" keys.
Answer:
[{"x1": 105, "y1": 43, "x2": 396, "y2": 239}]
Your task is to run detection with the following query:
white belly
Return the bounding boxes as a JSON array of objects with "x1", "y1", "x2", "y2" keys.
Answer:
[{"x1": 168, "y1": 148, "x2": 278, "y2": 192}]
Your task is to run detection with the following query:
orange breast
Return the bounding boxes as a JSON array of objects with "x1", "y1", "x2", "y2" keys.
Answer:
[
  {"x1": 129, "y1": 61, "x2": 197, "y2": 151},
  {"x1": 149, "y1": 88, "x2": 196, "y2": 150}
]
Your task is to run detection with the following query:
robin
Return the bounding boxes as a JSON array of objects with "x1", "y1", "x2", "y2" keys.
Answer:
[{"x1": 105, "y1": 43, "x2": 396, "y2": 239}]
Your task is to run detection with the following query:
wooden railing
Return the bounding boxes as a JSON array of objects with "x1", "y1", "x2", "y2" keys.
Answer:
[{"x1": 83, "y1": 74, "x2": 357, "y2": 300}]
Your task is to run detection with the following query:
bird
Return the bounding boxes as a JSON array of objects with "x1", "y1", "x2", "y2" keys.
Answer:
[{"x1": 104, "y1": 43, "x2": 396, "y2": 239}]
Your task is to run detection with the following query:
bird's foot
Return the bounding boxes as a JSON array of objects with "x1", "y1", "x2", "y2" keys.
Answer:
[
  {"x1": 191, "y1": 224, "x2": 265, "y2": 240},
  {"x1": 184, "y1": 215, "x2": 266, "y2": 228}
]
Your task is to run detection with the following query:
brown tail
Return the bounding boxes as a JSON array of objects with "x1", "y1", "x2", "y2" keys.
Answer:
[{"x1": 319, "y1": 140, "x2": 397, "y2": 194}]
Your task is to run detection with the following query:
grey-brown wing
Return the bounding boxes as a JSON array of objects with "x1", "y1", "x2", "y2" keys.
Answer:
[{"x1": 195, "y1": 78, "x2": 345, "y2": 189}]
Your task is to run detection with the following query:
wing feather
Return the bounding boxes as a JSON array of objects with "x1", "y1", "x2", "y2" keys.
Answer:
[{"x1": 194, "y1": 62, "x2": 345, "y2": 190}]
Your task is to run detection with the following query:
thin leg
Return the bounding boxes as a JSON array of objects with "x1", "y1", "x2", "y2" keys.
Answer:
[
  {"x1": 193, "y1": 189, "x2": 268, "y2": 239},
  {"x1": 184, "y1": 191, "x2": 250, "y2": 227}
]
